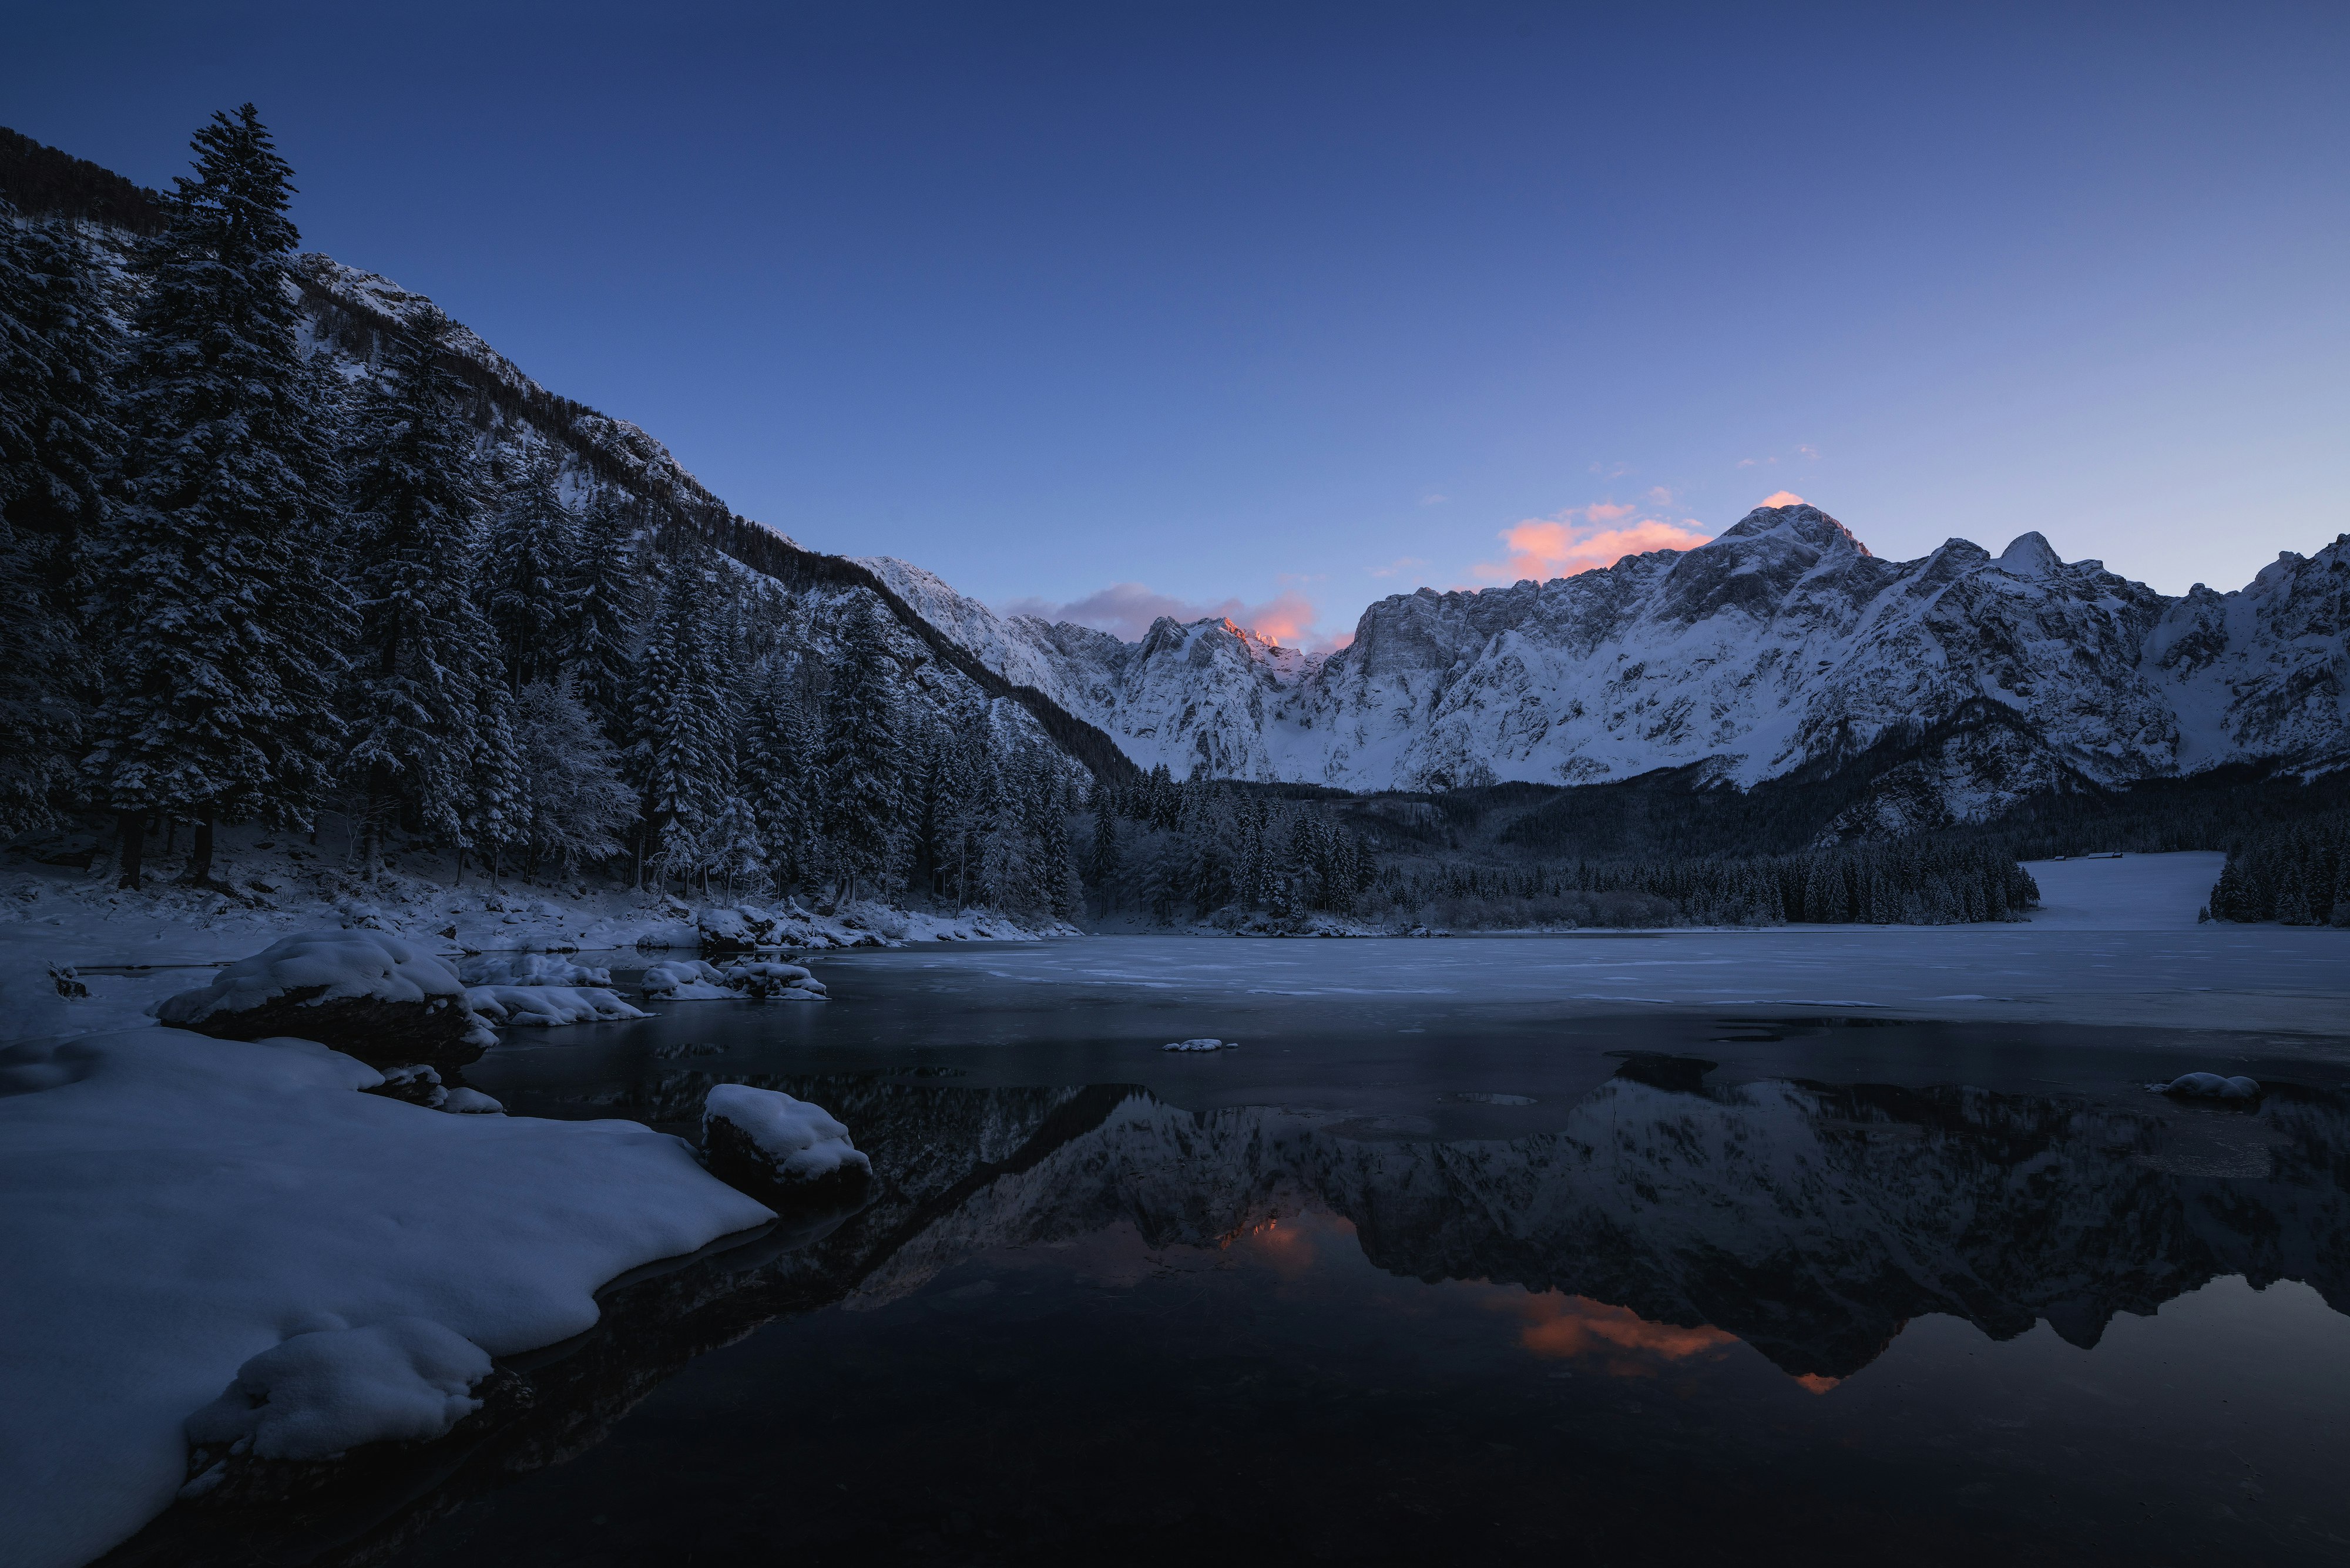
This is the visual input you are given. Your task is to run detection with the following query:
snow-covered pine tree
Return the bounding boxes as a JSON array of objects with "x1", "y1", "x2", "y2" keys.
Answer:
[
  {"x1": 628, "y1": 544, "x2": 734, "y2": 887},
  {"x1": 461, "y1": 627, "x2": 526, "y2": 882},
  {"x1": 566, "y1": 486, "x2": 641, "y2": 744},
  {"x1": 741, "y1": 659, "x2": 816, "y2": 892},
  {"x1": 342, "y1": 304, "x2": 497, "y2": 875},
  {"x1": 85, "y1": 108, "x2": 352, "y2": 887},
  {"x1": 0, "y1": 202, "x2": 122, "y2": 838},
  {"x1": 483, "y1": 444, "x2": 579, "y2": 689},
  {"x1": 817, "y1": 600, "x2": 902, "y2": 905},
  {"x1": 704, "y1": 793, "x2": 765, "y2": 900},
  {"x1": 1085, "y1": 784, "x2": 1122, "y2": 912},
  {"x1": 511, "y1": 676, "x2": 633, "y2": 876}
]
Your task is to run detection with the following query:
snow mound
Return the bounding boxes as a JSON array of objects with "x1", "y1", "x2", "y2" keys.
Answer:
[
  {"x1": 182, "y1": 1318, "x2": 490, "y2": 1466},
  {"x1": 0, "y1": 1026, "x2": 773, "y2": 1568},
  {"x1": 466, "y1": 984, "x2": 648, "y2": 1027},
  {"x1": 703, "y1": 1085, "x2": 870, "y2": 1183},
  {"x1": 1161, "y1": 1038, "x2": 1235, "y2": 1052},
  {"x1": 2161, "y1": 1072, "x2": 2262, "y2": 1100},
  {"x1": 640, "y1": 959, "x2": 738, "y2": 1000},
  {"x1": 440, "y1": 1086, "x2": 504, "y2": 1114},
  {"x1": 157, "y1": 932, "x2": 465, "y2": 1024},
  {"x1": 716, "y1": 960, "x2": 827, "y2": 1000},
  {"x1": 457, "y1": 954, "x2": 612, "y2": 988}
]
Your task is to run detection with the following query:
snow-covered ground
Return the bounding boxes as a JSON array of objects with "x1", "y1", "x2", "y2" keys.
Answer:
[
  {"x1": 2017, "y1": 852, "x2": 2228, "y2": 929},
  {"x1": 0, "y1": 821, "x2": 1074, "y2": 975},
  {"x1": 0, "y1": 1020, "x2": 774, "y2": 1568}
]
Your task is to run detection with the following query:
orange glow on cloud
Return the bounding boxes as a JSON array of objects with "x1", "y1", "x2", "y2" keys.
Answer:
[
  {"x1": 1500, "y1": 1292, "x2": 1739, "y2": 1375},
  {"x1": 1476, "y1": 499, "x2": 1713, "y2": 584},
  {"x1": 1758, "y1": 491, "x2": 1806, "y2": 508}
]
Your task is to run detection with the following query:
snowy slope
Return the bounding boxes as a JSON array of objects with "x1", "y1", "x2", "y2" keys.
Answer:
[{"x1": 875, "y1": 506, "x2": 2350, "y2": 809}]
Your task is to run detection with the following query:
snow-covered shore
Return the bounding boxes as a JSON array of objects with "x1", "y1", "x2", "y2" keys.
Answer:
[
  {"x1": 0, "y1": 1016, "x2": 774, "y2": 1568},
  {"x1": 0, "y1": 821, "x2": 1077, "y2": 973}
]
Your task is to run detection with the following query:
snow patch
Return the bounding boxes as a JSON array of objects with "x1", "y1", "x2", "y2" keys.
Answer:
[{"x1": 702, "y1": 1085, "x2": 870, "y2": 1182}]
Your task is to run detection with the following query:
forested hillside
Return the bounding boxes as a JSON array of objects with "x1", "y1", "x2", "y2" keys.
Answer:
[{"x1": 0, "y1": 109, "x2": 1092, "y2": 922}]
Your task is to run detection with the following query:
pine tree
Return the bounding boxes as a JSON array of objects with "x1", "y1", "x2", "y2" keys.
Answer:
[
  {"x1": 566, "y1": 486, "x2": 640, "y2": 743},
  {"x1": 85, "y1": 107, "x2": 351, "y2": 886},
  {"x1": 741, "y1": 660, "x2": 816, "y2": 892},
  {"x1": 462, "y1": 632, "x2": 526, "y2": 882},
  {"x1": 483, "y1": 445, "x2": 579, "y2": 689},
  {"x1": 818, "y1": 601, "x2": 901, "y2": 905},
  {"x1": 1086, "y1": 785, "x2": 1122, "y2": 911},
  {"x1": 0, "y1": 203, "x2": 121, "y2": 838},
  {"x1": 512, "y1": 677, "x2": 632, "y2": 875},
  {"x1": 343, "y1": 305, "x2": 496, "y2": 874},
  {"x1": 628, "y1": 545, "x2": 733, "y2": 886}
]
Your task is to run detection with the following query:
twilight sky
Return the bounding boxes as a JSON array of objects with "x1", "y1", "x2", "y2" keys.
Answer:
[{"x1": 9, "y1": 2, "x2": 2346, "y2": 649}]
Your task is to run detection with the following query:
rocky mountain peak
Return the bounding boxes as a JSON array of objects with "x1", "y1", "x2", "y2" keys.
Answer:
[
  {"x1": 1996, "y1": 532, "x2": 2063, "y2": 577},
  {"x1": 1717, "y1": 503, "x2": 1872, "y2": 558}
]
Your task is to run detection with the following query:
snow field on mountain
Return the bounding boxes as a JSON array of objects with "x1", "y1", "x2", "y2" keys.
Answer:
[{"x1": 0, "y1": 1022, "x2": 774, "y2": 1568}]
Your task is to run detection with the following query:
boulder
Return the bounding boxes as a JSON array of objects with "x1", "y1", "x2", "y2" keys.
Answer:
[
  {"x1": 701, "y1": 1085, "x2": 870, "y2": 1206},
  {"x1": 156, "y1": 932, "x2": 494, "y2": 1067},
  {"x1": 2162, "y1": 1072, "x2": 2262, "y2": 1101}
]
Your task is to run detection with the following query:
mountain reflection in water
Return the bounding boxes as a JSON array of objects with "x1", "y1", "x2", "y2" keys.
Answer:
[{"x1": 129, "y1": 1045, "x2": 2350, "y2": 1567}]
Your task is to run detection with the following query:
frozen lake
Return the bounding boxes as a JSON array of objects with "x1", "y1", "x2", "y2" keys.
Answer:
[{"x1": 176, "y1": 925, "x2": 2336, "y2": 1568}]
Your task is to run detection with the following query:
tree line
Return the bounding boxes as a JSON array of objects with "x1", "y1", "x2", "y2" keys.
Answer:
[
  {"x1": 0, "y1": 106, "x2": 1084, "y2": 917},
  {"x1": 2208, "y1": 809, "x2": 2350, "y2": 926}
]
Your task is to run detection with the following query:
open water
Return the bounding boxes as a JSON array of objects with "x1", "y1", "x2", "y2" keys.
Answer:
[{"x1": 317, "y1": 939, "x2": 2350, "y2": 1564}]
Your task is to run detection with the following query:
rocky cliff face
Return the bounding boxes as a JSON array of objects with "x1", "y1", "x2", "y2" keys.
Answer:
[{"x1": 879, "y1": 505, "x2": 2350, "y2": 813}]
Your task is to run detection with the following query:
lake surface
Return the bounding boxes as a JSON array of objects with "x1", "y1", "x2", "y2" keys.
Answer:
[{"x1": 387, "y1": 938, "x2": 2350, "y2": 1565}]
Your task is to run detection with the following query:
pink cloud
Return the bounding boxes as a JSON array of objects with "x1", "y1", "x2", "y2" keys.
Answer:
[
  {"x1": 1758, "y1": 490, "x2": 1805, "y2": 508},
  {"x1": 1472, "y1": 500, "x2": 1712, "y2": 584},
  {"x1": 1002, "y1": 582, "x2": 1342, "y2": 652}
]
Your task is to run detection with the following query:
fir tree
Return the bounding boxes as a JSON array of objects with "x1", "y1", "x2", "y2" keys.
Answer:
[
  {"x1": 741, "y1": 660, "x2": 817, "y2": 892},
  {"x1": 342, "y1": 305, "x2": 496, "y2": 874},
  {"x1": 628, "y1": 545, "x2": 733, "y2": 886},
  {"x1": 1086, "y1": 785, "x2": 1122, "y2": 911},
  {"x1": 0, "y1": 204, "x2": 121, "y2": 837},
  {"x1": 512, "y1": 677, "x2": 632, "y2": 875},
  {"x1": 567, "y1": 487, "x2": 641, "y2": 743},
  {"x1": 84, "y1": 107, "x2": 351, "y2": 886},
  {"x1": 483, "y1": 445, "x2": 579, "y2": 689},
  {"x1": 817, "y1": 601, "x2": 901, "y2": 905}
]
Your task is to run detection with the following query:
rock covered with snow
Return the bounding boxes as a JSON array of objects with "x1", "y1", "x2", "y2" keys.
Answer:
[
  {"x1": 457, "y1": 953, "x2": 612, "y2": 988},
  {"x1": 155, "y1": 932, "x2": 495, "y2": 1066},
  {"x1": 1161, "y1": 1038, "x2": 1234, "y2": 1052},
  {"x1": 639, "y1": 958, "x2": 828, "y2": 1002},
  {"x1": 701, "y1": 1085, "x2": 871, "y2": 1200},
  {"x1": 466, "y1": 984, "x2": 649, "y2": 1027},
  {"x1": 2161, "y1": 1072, "x2": 2262, "y2": 1100},
  {"x1": 716, "y1": 960, "x2": 827, "y2": 1000},
  {"x1": 640, "y1": 959, "x2": 738, "y2": 1000}
]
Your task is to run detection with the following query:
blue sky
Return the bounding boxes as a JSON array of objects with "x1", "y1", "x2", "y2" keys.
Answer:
[{"x1": 10, "y1": 2, "x2": 2345, "y2": 647}]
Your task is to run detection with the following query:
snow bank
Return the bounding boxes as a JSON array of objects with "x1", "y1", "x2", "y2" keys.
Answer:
[
  {"x1": 2162, "y1": 1072, "x2": 2262, "y2": 1100},
  {"x1": 1161, "y1": 1038, "x2": 1234, "y2": 1052},
  {"x1": 703, "y1": 1085, "x2": 871, "y2": 1184},
  {"x1": 457, "y1": 953, "x2": 612, "y2": 988},
  {"x1": 466, "y1": 983, "x2": 648, "y2": 1027},
  {"x1": 181, "y1": 1318, "x2": 491, "y2": 1469},
  {"x1": 0, "y1": 1026, "x2": 773, "y2": 1568}
]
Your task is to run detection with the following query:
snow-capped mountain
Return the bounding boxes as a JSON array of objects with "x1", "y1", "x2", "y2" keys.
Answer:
[{"x1": 872, "y1": 506, "x2": 2350, "y2": 815}]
